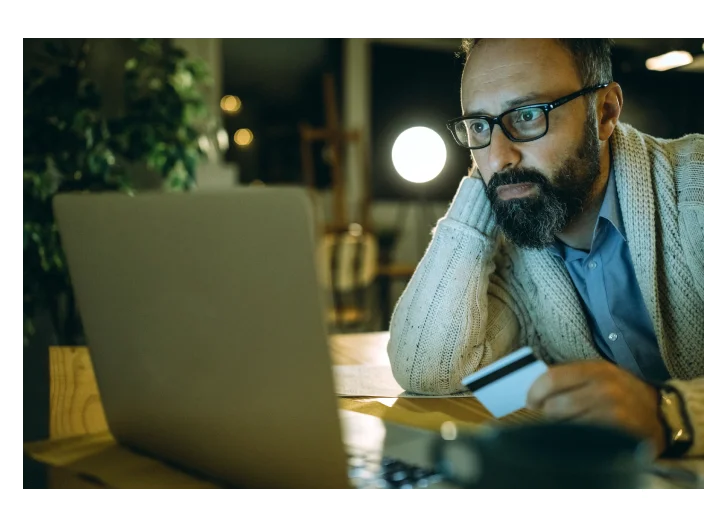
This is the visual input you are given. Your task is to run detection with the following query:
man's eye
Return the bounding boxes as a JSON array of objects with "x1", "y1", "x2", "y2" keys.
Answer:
[
  {"x1": 517, "y1": 110, "x2": 539, "y2": 122},
  {"x1": 470, "y1": 122, "x2": 487, "y2": 133}
]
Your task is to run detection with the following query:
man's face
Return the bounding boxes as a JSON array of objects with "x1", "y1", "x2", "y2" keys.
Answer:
[{"x1": 461, "y1": 38, "x2": 602, "y2": 249}]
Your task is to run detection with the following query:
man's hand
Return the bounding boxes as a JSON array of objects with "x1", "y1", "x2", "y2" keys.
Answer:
[{"x1": 526, "y1": 361, "x2": 666, "y2": 455}]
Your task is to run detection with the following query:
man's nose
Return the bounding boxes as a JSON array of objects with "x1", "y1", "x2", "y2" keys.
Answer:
[{"x1": 485, "y1": 124, "x2": 521, "y2": 176}]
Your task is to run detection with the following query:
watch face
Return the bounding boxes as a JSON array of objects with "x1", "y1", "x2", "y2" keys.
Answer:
[{"x1": 661, "y1": 391, "x2": 693, "y2": 444}]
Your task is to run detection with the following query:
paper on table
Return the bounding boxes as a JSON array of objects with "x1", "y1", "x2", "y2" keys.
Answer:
[{"x1": 333, "y1": 365, "x2": 473, "y2": 398}]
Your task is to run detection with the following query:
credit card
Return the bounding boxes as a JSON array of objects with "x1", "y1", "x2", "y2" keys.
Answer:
[{"x1": 461, "y1": 346, "x2": 548, "y2": 418}]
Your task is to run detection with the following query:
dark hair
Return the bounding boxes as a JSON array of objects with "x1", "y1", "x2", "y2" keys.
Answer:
[{"x1": 461, "y1": 39, "x2": 614, "y2": 87}]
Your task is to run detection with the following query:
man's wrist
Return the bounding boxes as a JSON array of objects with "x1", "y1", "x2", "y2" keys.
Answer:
[{"x1": 445, "y1": 177, "x2": 498, "y2": 237}]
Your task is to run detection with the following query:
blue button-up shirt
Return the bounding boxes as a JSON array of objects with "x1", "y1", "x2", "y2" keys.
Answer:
[{"x1": 549, "y1": 168, "x2": 670, "y2": 383}]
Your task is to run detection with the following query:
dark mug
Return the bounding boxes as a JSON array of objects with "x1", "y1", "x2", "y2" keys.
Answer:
[{"x1": 433, "y1": 421, "x2": 654, "y2": 488}]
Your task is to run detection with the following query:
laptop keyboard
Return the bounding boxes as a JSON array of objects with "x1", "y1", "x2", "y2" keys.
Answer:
[{"x1": 347, "y1": 452, "x2": 444, "y2": 489}]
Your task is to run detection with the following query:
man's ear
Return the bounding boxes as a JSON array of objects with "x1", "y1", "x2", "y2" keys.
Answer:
[{"x1": 598, "y1": 82, "x2": 623, "y2": 141}]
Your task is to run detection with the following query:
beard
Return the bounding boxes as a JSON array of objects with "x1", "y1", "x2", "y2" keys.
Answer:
[{"x1": 483, "y1": 112, "x2": 602, "y2": 249}]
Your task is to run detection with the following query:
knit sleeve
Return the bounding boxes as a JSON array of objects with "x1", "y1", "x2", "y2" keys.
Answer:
[
  {"x1": 664, "y1": 377, "x2": 704, "y2": 457},
  {"x1": 387, "y1": 177, "x2": 523, "y2": 395},
  {"x1": 676, "y1": 136, "x2": 704, "y2": 302},
  {"x1": 654, "y1": 135, "x2": 704, "y2": 458}
]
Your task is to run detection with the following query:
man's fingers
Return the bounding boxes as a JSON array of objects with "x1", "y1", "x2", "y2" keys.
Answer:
[
  {"x1": 539, "y1": 384, "x2": 595, "y2": 420},
  {"x1": 526, "y1": 363, "x2": 594, "y2": 409}
]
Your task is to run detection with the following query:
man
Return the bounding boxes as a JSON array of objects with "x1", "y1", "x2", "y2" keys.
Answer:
[{"x1": 387, "y1": 39, "x2": 704, "y2": 458}]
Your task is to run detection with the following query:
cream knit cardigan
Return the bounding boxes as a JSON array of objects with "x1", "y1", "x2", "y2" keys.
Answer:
[{"x1": 388, "y1": 123, "x2": 704, "y2": 457}]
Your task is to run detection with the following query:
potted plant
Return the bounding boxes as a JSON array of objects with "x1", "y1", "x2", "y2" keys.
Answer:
[{"x1": 24, "y1": 38, "x2": 214, "y2": 347}]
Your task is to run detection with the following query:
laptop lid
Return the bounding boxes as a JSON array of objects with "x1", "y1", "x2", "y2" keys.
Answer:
[{"x1": 53, "y1": 187, "x2": 349, "y2": 488}]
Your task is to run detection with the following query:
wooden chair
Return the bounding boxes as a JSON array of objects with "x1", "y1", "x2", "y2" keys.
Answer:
[{"x1": 317, "y1": 225, "x2": 379, "y2": 332}]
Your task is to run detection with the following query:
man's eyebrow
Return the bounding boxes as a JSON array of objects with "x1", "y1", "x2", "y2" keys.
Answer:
[{"x1": 463, "y1": 92, "x2": 550, "y2": 117}]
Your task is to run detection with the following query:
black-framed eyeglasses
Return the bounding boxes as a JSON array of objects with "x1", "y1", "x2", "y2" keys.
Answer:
[{"x1": 446, "y1": 83, "x2": 610, "y2": 150}]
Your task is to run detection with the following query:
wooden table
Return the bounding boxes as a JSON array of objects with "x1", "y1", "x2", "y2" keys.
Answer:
[
  {"x1": 31, "y1": 332, "x2": 700, "y2": 491},
  {"x1": 32, "y1": 332, "x2": 701, "y2": 488},
  {"x1": 46, "y1": 332, "x2": 531, "y2": 442}
]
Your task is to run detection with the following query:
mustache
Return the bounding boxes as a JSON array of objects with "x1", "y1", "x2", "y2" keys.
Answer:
[
  {"x1": 486, "y1": 167, "x2": 551, "y2": 199},
  {"x1": 486, "y1": 168, "x2": 554, "y2": 204}
]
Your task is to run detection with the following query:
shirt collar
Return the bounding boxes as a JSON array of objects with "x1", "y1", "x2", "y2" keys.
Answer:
[
  {"x1": 548, "y1": 163, "x2": 626, "y2": 260},
  {"x1": 597, "y1": 163, "x2": 626, "y2": 240}
]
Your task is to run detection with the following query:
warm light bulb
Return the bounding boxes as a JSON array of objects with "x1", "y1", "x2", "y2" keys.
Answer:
[
  {"x1": 220, "y1": 95, "x2": 242, "y2": 113},
  {"x1": 234, "y1": 128, "x2": 254, "y2": 146},
  {"x1": 392, "y1": 126, "x2": 447, "y2": 183},
  {"x1": 645, "y1": 51, "x2": 693, "y2": 71}
]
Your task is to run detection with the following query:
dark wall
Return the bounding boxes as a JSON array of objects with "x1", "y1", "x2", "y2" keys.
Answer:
[
  {"x1": 612, "y1": 50, "x2": 704, "y2": 138},
  {"x1": 220, "y1": 38, "x2": 343, "y2": 187},
  {"x1": 371, "y1": 43, "x2": 468, "y2": 202}
]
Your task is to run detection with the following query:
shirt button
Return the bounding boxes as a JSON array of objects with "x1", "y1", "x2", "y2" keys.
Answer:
[
  {"x1": 587, "y1": 261, "x2": 598, "y2": 270},
  {"x1": 608, "y1": 332, "x2": 618, "y2": 342}
]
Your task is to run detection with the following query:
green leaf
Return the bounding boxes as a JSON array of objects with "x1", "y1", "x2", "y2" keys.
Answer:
[
  {"x1": 24, "y1": 316, "x2": 36, "y2": 346},
  {"x1": 24, "y1": 37, "x2": 214, "y2": 345}
]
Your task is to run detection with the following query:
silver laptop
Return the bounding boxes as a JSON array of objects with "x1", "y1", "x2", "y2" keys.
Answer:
[{"x1": 53, "y1": 187, "x2": 439, "y2": 488}]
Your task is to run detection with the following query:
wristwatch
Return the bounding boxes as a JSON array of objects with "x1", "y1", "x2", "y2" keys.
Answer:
[{"x1": 657, "y1": 384, "x2": 693, "y2": 458}]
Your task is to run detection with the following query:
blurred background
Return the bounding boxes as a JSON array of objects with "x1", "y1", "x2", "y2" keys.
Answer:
[{"x1": 23, "y1": 38, "x2": 704, "y2": 486}]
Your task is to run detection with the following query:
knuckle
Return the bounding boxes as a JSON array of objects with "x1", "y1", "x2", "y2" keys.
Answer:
[{"x1": 545, "y1": 394, "x2": 573, "y2": 417}]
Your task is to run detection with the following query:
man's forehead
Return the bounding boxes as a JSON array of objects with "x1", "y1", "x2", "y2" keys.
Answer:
[{"x1": 460, "y1": 39, "x2": 581, "y2": 116}]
